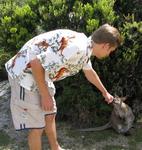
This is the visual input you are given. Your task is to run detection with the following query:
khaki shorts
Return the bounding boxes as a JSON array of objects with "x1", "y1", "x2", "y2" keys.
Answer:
[{"x1": 8, "y1": 76, "x2": 57, "y2": 130}]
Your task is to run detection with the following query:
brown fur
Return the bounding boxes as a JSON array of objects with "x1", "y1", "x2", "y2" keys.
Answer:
[{"x1": 79, "y1": 97, "x2": 135, "y2": 134}]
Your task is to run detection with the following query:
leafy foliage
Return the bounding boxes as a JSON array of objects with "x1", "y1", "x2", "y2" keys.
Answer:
[{"x1": 0, "y1": 1, "x2": 37, "y2": 51}]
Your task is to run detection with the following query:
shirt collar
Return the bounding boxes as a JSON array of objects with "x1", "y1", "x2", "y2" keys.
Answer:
[{"x1": 87, "y1": 36, "x2": 93, "y2": 57}]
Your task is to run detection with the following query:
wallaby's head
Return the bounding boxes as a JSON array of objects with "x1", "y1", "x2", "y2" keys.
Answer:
[{"x1": 112, "y1": 97, "x2": 128, "y2": 118}]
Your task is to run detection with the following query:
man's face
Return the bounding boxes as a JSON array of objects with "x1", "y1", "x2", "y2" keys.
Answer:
[{"x1": 92, "y1": 43, "x2": 116, "y2": 59}]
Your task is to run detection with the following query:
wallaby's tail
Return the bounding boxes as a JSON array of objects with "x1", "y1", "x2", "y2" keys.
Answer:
[{"x1": 78, "y1": 122, "x2": 111, "y2": 132}]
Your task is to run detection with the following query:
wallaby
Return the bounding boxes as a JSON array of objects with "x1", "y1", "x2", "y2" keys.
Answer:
[{"x1": 79, "y1": 97, "x2": 135, "y2": 134}]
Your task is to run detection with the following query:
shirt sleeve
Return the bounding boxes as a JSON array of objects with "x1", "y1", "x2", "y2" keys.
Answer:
[{"x1": 82, "y1": 59, "x2": 92, "y2": 70}]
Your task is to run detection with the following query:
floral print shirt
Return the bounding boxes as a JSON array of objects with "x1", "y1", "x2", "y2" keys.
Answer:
[{"x1": 5, "y1": 29, "x2": 93, "y2": 91}]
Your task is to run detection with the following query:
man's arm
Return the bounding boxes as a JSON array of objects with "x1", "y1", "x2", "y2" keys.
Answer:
[
  {"x1": 30, "y1": 58, "x2": 53, "y2": 111},
  {"x1": 83, "y1": 68, "x2": 113, "y2": 103}
]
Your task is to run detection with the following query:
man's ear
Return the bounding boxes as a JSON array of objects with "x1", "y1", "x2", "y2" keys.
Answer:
[
  {"x1": 103, "y1": 43, "x2": 110, "y2": 50},
  {"x1": 114, "y1": 94, "x2": 119, "y2": 98},
  {"x1": 100, "y1": 43, "x2": 105, "y2": 49}
]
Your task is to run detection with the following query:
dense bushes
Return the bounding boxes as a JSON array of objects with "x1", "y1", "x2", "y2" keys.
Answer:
[
  {"x1": 0, "y1": 1, "x2": 37, "y2": 49},
  {"x1": 0, "y1": 0, "x2": 141, "y2": 126}
]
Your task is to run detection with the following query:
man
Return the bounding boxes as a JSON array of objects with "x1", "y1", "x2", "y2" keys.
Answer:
[{"x1": 5, "y1": 24, "x2": 122, "y2": 150}]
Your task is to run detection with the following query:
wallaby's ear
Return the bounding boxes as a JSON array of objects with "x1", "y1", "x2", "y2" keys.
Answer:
[
  {"x1": 121, "y1": 97, "x2": 127, "y2": 101},
  {"x1": 114, "y1": 94, "x2": 119, "y2": 98}
]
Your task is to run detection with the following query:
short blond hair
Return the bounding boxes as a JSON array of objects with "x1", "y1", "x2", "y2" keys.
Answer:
[{"x1": 91, "y1": 24, "x2": 122, "y2": 47}]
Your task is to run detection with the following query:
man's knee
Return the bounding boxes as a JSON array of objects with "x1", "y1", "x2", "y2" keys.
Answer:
[
  {"x1": 45, "y1": 114, "x2": 56, "y2": 122},
  {"x1": 29, "y1": 128, "x2": 44, "y2": 137}
]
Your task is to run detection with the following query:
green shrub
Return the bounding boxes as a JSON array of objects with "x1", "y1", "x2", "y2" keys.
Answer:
[
  {"x1": 0, "y1": 1, "x2": 37, "y2": 51},
  {"x1": 112, "y1": 19, "x2": 142, "y2": 97},
  {"x1": 114, "y1": 0, "x2": 142, "y2": 22},
  {"x1": 0, "y1": 49, "x2": 13, "y2": 80}
]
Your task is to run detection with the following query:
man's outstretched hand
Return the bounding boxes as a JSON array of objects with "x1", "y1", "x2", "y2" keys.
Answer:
[{"x1": 103, "y1": 92, "x2": 114, "y2": 104}]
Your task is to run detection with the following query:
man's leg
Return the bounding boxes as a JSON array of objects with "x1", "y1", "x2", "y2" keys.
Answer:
[
  {"x1": 28, "y1": 128, "x2": 44, "y2": 150},
  {"x1": 45, "y1": 114, "x2": 62, "y2": 150}
]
